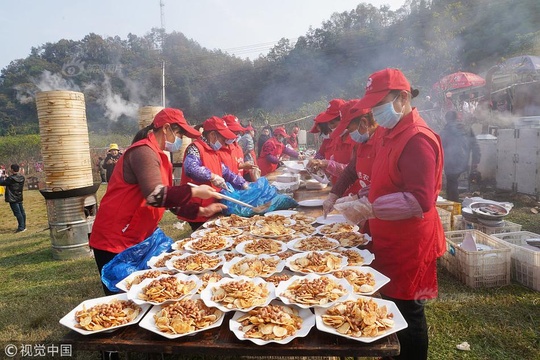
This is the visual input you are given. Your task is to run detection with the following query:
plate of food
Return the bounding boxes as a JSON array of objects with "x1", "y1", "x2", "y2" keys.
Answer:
[
  {"x1": 204, "y1": 227, "x2": 244, "y2": 238},
  {"x1": 289, "y1": 223, "x2": 317, "y2": 236},
  {"x1": 285, "y1": 251, "x2": 347, "y2": 274},
  {"x1": 229, "y1": 300, "x2": 315, "y2": 345},
  {"x1": 297, "y1": 199, "x2": 324, "y2": 207},
  {"x1": 256, "y1": 215, "x2": 296, "y2": 227},
  {"x1": 291, "y1": 213, "x2": 317, "y2": 225},
  {"x1": 250, "y1": 223, "x2": 295, "y2": 238},
  {"x1": 275, "y1": 273, "x2": 352, "y2": 309},
  {"x1": 171, "y1": 238, "x2": 193, "y2": 251},
  {"x1": 59, "y1": 293, "x2": 151, "y2": 335},
  {"x1": 287, "y1": 235, "x2": 340, "y2": 252},
  {"x1": 315, "y1": 214, "x2": 351, "y2": 225},
  {"x1": 236, "y1": 238, "x2": 288, "y2": 256},
  {"x1": 116, "y1": 269, "x2": 178, "y2": 292},
  {"x1": 222, "y1": 255, "x2": 285, "y2": 278},
  {"x1": 315, "y1": 294, "x2": 408, "y2": 343},
  {"x1": 184, "y1": 235, "x2": 234, "y2": 253},
  {"x1": 264, "y1": 210, "x2": 298, "y2": 217},
  {"x1": 316, "y1": 223, "x2": 359, "y2": 236},
  {"x1": 332, "y1": 266, "x2": 390, "y2": 295},
  {"x1": 127, "y1": 273, "x2": 201, "y2": 305},
  {"x1": 200, "y1": 276, "x2": 275, "y2": 312},
  {"x1": 216, "y1": 214, "x2": 253, "y2": 229},
  {"x1": 147, "y1": 251, "x2": 184, "y2": 269},
  {"x1": 165, "y1": 252, "x2": 224, "y2": 274},
  {"x1": 330, "y1": 232, "x2": 371, "y2": 247},
  {"x1": 264, "y1": 270, "x2": 294, "y2": 287},
  {"x1": 138, "y1": 295, "x2": 224, "y2": 339},
  {"x1": 334, "y1": 248, "x2": 375, "y2": 267}
]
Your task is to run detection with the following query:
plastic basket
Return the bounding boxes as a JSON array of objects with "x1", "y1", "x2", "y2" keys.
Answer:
[
  {"x1": 457, "y1": 219, "x2": 522, "y2": 235},
  {"x1": 437, "y1": 200, "x2": 461, "y2": 229},
  {"x1": 437, "y1": 207, "x2": 452, "y2": 232},
  {"x1": 491, "y1": 231, "x2": 540, "y2": 291},
  {"x1": 442, "y1": 230, "x2": 511, "y2": 288}
]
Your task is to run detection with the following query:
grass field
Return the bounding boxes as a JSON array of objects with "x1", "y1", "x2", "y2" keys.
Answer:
[{"x1": 0, "y1": 186, "x2": 538, "y2": 360}]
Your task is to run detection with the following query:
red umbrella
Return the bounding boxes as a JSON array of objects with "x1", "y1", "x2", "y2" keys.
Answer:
[{"x1": 433, "y1": 71, "x2": 486, "y2": 91}]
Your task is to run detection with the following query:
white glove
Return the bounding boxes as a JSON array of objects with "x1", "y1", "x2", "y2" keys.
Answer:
[
  {"x1": 335, "y1": 194, "x2": 358, "y2": 205},
  {"x1": 210, "y1": 174, "x2": 227, "y2": 190},
  {"x1": 322, "y1": 193, "x2": 339, "y2": 218},
  {"x1": 334, "y1": 196, "x2": 374, "y2": 225}
]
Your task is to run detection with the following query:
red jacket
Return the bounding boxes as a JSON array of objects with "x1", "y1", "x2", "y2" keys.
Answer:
[
  {"x1": 368, "y1": 109, "x2": 444, "y2": 300},
  {"x1": 89, "y1": 133, "x2": 171, "y2": 254},
  {"x1": 328, "y1": 134, "x2": 358, "y2": 191},
  {"x1": 179, "y1": 139, "x2": 222, "y2": 223},
  {"x1": 258, "y1": 137, "x2": 284, "y2": 176}
]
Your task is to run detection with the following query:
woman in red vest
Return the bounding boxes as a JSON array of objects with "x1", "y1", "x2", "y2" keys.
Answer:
[
  {"x1": 220, "y1": 114, "x2": 257, "y2": 177},
  {"x1": 321, "y1": 101, "x2": 384, "y2": 218},
  {"x1": 180, "y1": 116, "x2": 249, "y2": 230},
  {"x1": 309, "y1": 98, "x2": 345, "y2": 161},
  {"x1": 338, "y1": 69, "x2": 444, "y2": 360},
  {"x1": 257, "y1": 127, "x2": 303, "y2": 176},
  {"x1": 89, "y1": 108, "x2": 225, "y2": 295}
]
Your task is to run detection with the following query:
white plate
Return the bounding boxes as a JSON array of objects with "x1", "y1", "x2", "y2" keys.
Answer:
[
  {"x1": 147, "y1": 251, "x2": 184, "y2": 270},
  {"x1": 200, "y1": 276, "x2": 275, "y2": 312},
  {"x1": 285, "y1": 251, "x2": 348, "y2": 274},
  {"x1": 332, "y1": 266, "x2": 390, "y2": 296},
  {"x1": 297, "y1": 199, "x2": 324, "y2": 207},
  {"x1": 165, "y1": 252, "x2": 225, "y2": 274},
  {"x1": 286, "y1": 236, "x2": 340, "y2": 252},
  {"x1": 229, "y1": 300, "x2": 315, "y2": 345},
  {"x1": 315, "y1": 214, "x2": 351, "y2": 225},
  {"x1": 184, "y1": 237, "x2": 234, "y2": 253},
  {"x1": 316, "y1": 223, "x2": 360, "y2": 236},
  {"x1": 138, "y1": 295, "x2": 224, "y2": 339},
  {"x1": 59, "y1": 293, "x2": 151, "y2": 335},
  {"x1": 282, "y1": 160, "x2": 309, "y2": 173},
  {"x1": 222, "y1": 255, "x2": 285, "y2": 278},
  {"x1": 315, "y1": 294, "x2": 408, "y2": 343},
  {"x1": 249, "y1": 228, "x2": 296, "y2": 239},
  {"x1": 255, "y1": 218, "x2": 296, "y2": 227},
  {"x1": 335, "y1": 248, "x2": 375, "y2": 267},
  {"x1": 215, "y1": 217, "x2": 251, "y2": 229},
  {"x1": 202, "y1": 218, "x2": 219, "y2": 229},
  {"x1": 264, "y1": 210, "x2": 298, "y2": 217},
  {"x1": 191, "y1": 228, "x2": 211, "y2": 238},
  {"x1": 331, "y1": 232, "x2": 372, "y2": 248},
  {"x1": 116, "y1": 269, "x2": 178, "y2": 292},
  {"x1": 275, "y1": 273, "x2": 352, "y2": 309},
  {"x1": 235, "y1": 239, "x2": 288, "y2": 256},
  {"x1": 127, "y1": 273, "x2": 201, "y2": 305}
]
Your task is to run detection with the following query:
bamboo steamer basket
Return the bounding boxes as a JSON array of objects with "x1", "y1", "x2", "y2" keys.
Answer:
[
  {"x1": 36, "y1": 91, "x2": 94, "y2": 190},
  {"x1": 138, "y1": 106, "x2": 164, "y2": 129}
]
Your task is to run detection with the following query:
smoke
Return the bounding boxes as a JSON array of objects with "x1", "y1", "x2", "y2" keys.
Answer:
[
  {"x1": 14, "y1": 70, "x2": 81, "y2": 104},
  {"x1": 94, "y1": 75, "x2": 139, "y2": 122}
]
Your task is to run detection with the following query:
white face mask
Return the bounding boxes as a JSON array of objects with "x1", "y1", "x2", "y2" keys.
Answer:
[
  {"x1": 165, "y1": 136, "x2": 183, "y2": 152},
  {"x1": 349, "y1": 129, "x2": 370, "y2": 143},
  {"x1": 372, "y1": 95, "x2": 404, "y2": 129},
  {"x1": 211, "y1": 139, "x2": 222, "y2": 151}
]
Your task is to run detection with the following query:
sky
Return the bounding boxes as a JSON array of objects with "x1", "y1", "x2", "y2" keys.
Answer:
[{"x1": 0, "y1": 0, "x2": 406, "y2": 70}]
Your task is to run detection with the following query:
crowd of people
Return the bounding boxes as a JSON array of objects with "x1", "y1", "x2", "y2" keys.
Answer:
[{"x1": 0, "y1": 66, "x2": 487, "y2": 360}]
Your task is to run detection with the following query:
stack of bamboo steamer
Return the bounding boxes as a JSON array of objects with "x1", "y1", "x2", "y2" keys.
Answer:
[
  {"x1": 138, "y1": 106, "x2": 164, "y2": 129},
  {"x1": 36, "y1": 91, "x2": 94, "y2": 190}
]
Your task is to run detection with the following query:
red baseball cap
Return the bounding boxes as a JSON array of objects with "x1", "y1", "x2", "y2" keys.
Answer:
[
  {"x1": 222, "y1": 114, "x2": 246, "y2": 133},
  {"x1": 357, "y1": 68, "x2": 411, "y2": 109},
  {"x1": 152, "y1": 108, "x2": 201, "y2": 138},
  {"x1": 203, "y1": 116, "x2": 237, "y2": 140},
  {"x1": 331, "y1": 100, "x2": 371, "y2": 139},
  {"x1": 273, "y1": 127, "x2": 290, "y2": 138},
  {"x1": 314, "y1": 99, "x2": 346, "y2": 123},
  {"x1": 309, "y1": 121, "x2": 320, "y2": 134}
]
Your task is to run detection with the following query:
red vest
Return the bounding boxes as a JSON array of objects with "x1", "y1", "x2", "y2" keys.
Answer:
[
  {"x1": 368, "y1": 109, "x2": 445, "y2": 300},
  {"x1": 218, "y1": 142, "x2": 244, "y2": 176},
  {"x1": 89, "y1": 133, "x2": 171, "y2": 254},
  {"x1": 353, "y1": 126, "x2": 385, "y2": 191},
  {"x1": 258, "y1": 137, "x2": 284, "y2": 176},
  {"x1": 179, "y1": 139, "x2": 222, "y2": 223}
]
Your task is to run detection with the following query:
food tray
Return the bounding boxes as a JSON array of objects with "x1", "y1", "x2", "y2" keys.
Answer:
[
  {"x1": 441, "y1": 230, "x2": 511, "y2": 288},
  {"x1": 490, "y1": 231, "x2": 540, "y2": 291}
]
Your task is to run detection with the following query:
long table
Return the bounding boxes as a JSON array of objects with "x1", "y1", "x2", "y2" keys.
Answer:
[{"x1": 61, "y1": 172, "x2": 400, "y2": 358}]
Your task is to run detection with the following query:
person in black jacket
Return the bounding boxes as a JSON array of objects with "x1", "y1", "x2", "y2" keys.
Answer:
[
  {"x1": 0, "y1": 164, "x2": 26, "y2": 233},
  {"x1": 440, "y1": 111, "x2": 481, "y2": 202}
]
